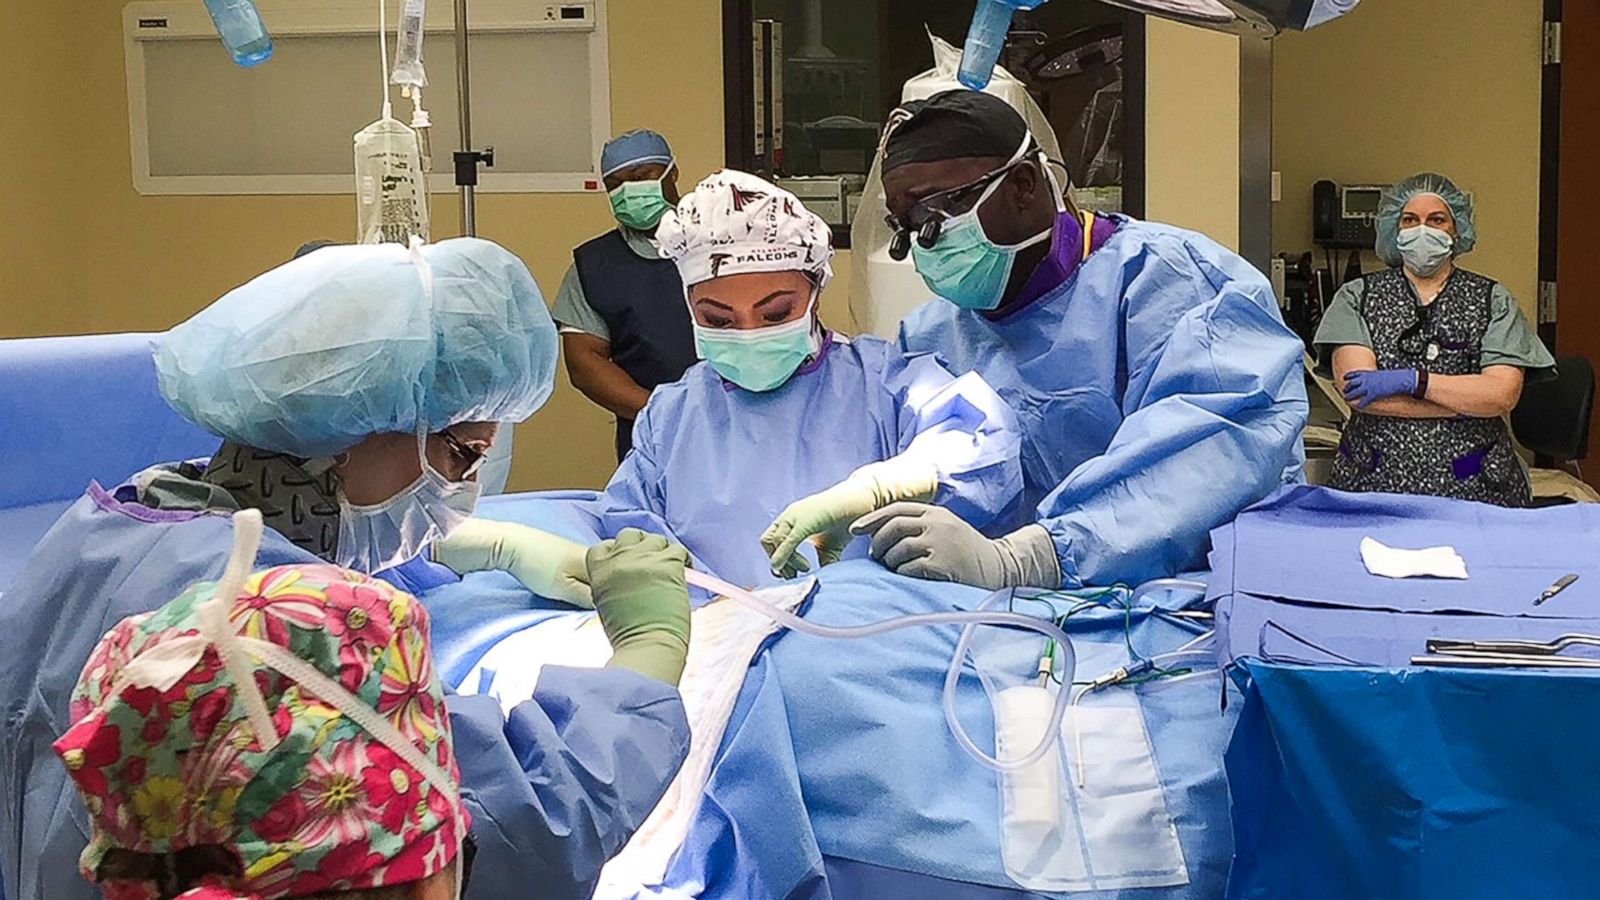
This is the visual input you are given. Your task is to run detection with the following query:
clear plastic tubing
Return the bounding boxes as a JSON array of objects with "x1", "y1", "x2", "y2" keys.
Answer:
[
  {"x1": 684, "y1": 568, "x2": 1076, "y2": 773},
  {"x1": 203, "y1": 0, "x2": 274, "y2": 68}
]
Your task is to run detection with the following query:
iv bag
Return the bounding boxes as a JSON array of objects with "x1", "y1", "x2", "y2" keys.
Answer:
[
  {"x1": 392, "y1": 0, "x2": 428, "y2": 88},
  {"x1": 355, "y1": 116, "x2": 431, "y2": 245}
]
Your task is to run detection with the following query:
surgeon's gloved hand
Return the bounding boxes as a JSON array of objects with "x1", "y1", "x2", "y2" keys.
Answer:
[
  {"x1": 588, "y1": 528, "x2": 693, "y2": 686},
  {"x1": 851, "y1": 502, "x2": 1062, "y2": 590},
  {"x1": 432, "y1": 518, "x2": 594, "y2": 608},
  {"x1": 761, "y1": 458, "x2": 940, "y2": 579},
  {"x1": 1342, "y1": 368, "x2": 1420, "y2": 408}
]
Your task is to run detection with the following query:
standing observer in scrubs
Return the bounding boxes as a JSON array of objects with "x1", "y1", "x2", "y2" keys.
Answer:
[
  {"x1": 1315, "y1": 173, "x2": 1555, "y2": 506},
  {"x1": 555, "y1": 129, "x2": 698, "y2": 462},
  {"x1": 0, "y1": 240, "x2": 694, "y2": 900},
  {"x1": 852, "y1": 90, "x2": 1307, "y2": 590}
]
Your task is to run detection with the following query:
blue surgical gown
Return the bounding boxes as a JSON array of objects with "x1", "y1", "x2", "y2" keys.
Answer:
[
  {"x1": 587, "y1": 333, "x2": 1022, "y2": 587},
  {"x1": 0, "y1": 483, "x2": 689, "y2": 900},
  {"x1": 901, "y1": 215, "x2": 1308, "y2": 588}
]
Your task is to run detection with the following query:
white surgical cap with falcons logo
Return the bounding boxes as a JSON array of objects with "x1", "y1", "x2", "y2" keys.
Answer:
[{"x1": 655, "y1": 169, "x2": 834, "y2": 290}]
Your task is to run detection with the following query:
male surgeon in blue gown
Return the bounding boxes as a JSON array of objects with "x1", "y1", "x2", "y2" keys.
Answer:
[{"x1": 853, "y1": 90, "x2": 1308, "y2": 590}]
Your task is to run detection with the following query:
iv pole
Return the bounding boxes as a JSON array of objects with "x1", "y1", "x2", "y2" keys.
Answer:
[{"x1": 453, "y1": 0, "x2": 493, "y2": 236}]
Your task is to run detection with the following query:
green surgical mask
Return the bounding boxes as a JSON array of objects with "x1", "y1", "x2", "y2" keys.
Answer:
[
  {"x1": 693, "y1": 296, "x2": 821, "y2": 392},
  {"x1": 609, "y1": 179, "x2": 671, "y2": 231}
]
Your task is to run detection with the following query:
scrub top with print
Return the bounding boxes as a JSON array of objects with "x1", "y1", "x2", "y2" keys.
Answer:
[{"x1": 1314, "y1": 267, "x2": 1556, "y2": 507}]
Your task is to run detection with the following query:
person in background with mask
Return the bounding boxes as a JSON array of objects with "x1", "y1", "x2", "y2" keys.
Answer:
[
  {"x1": 554, "y1": 129, "x2": 698, "y2": 462},
  {"x1": 1315, "y1": 173, "x2": 1554, "y2": 506},
  {"x1": 854, "y1": 90, "x2": 1307, "y2": 591},
  {"x1": 0, "y1": 239, "x2": 696, "y2": 900}
]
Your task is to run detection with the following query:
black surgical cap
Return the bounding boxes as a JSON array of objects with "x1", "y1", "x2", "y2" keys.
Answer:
[{"x1": 882, "y1": 90, "x2": 1032, "y2": 174}]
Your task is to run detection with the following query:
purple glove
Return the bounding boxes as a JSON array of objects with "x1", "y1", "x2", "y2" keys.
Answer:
[{"x1": 1342, "y1": 368, "x2": 1419, "y2": 408}]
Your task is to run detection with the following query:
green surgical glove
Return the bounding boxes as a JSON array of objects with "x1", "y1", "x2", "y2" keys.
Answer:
[
  {"x1": 760, "y1": 458, "x2": 940, "y2": 579},
  {"x1": 433, "y1": 518, "x2": 594, "y2": 608},
  {"x1": 587, "y1": 528, "x2": 692, "y2": 686}
]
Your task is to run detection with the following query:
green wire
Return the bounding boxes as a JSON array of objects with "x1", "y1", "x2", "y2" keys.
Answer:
[
  {"x1": 1123, "y1": 666, "x2": 1194, "y2": 687},
  {"x1": 1023, "y1": 584, "x2": 1156, "y2": 686},
  {"x1": 1122, "y1": 595, "x2": 1136, "y2": 659}
]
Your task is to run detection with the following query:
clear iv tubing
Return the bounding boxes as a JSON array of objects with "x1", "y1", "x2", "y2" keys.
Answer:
[
  {"x1": 377, "y1": 0, "x2": 394, "y2": 118},
  {"x1": 683, "y1": 568, "x2": 1076, "y2": 773}
]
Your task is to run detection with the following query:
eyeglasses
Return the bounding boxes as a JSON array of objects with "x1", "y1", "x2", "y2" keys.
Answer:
[
  {"x1": 883, "y1": 148, "x2": 1054, "y2": 262},
  {"x1": 438, "y1": 430, "x2": 490, "y2": 481},
  {"x1": 884, "y1": 165, "x2": 1017, "y2": 261}
]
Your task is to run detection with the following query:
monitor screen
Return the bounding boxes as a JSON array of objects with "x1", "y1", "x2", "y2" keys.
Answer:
[{"x1": 1344, "y1": 188, "x2": 1382, "y2": 217}]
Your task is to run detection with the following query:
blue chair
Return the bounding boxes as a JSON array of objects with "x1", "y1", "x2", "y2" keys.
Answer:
[{"x1": 0, "y1": 333, "x2": 217, "y2": 591}]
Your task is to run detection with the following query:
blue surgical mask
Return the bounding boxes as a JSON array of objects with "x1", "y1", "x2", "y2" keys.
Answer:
[
  {"x1": 910, "y1": 161, "x2": 1055, "y2": 312},
  {"x1": 1396, "y1": 224, "x2": 1454, "y2": 278},
  {"x1": 336, "y1": 432, "x2": 482, "y2": 573},
  {"x1": 693, "y1": 294, "x2": 821, "y2": 392}
]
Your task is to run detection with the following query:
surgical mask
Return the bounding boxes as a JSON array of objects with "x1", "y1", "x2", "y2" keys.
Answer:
[
  {"x1": 692, "y1": 293, "x2": 821, "y2": 392},
  {"x1": 609, "y1": 178, "x2": 672, "y2": 231},
  {"x1": 335, "y1": 431, "x2": 482, "y2": 573},
  {"x1": 911, "y1": 147, "x2": 1059, "y2": 312},
  {"x1": 1397, "y1": 224, "x2": 1454, "y2": 277}
]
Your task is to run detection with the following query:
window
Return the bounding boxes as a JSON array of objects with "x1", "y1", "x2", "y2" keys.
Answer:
[
  {"x1": 125, "y1": 0, "x2": 611, "y2": 195},
  {"x1": 723, "y1": 0, "x2": 1145, "y2": 245}
]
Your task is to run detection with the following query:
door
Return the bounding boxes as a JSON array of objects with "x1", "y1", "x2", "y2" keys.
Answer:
[{"x1": 1552, "y1": 0, "x2": 1600, "y2": 481}]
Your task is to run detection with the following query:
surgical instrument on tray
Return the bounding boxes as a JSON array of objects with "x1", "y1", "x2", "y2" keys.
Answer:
[
  {"x1": 1533, "y1": 573, "x2": 1580, "y2": 606},
  {"x1": 1412, "y1": 653, "x2": 1600, "y2": 669},
  {"x1": 1426, "y1": 634, "x2": 1600, "y2": 656}
]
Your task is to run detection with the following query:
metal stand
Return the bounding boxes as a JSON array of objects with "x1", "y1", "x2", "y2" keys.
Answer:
[
  {"x1": 453, "y1": 0, "x2": 493, "y2": 236},
  {"x1": 1238, "y1": 34, "x2": 1273, "y2": 274}
]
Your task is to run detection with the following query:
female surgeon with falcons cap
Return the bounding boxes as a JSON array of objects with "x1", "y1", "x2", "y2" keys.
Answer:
[
  {"x1": 0, "y1": 238, "x2": 696, "y2": 900},
  {"x1": 609, "y1": 168, "x2": 1025, "y2": 588},
  {"x1": 473, "y1": 169, "x2": 1026, "y2": 594},
  {"x1": 855, "y1": 89, "x2": 1309, "y2": 590}
]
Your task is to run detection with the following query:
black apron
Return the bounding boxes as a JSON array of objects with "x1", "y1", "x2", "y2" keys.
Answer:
[
  {"x1": 573, "y1": 230, "x2": 697, "y2": 461},
  {"x1": 1331, "y1": 267, "x2": 1530, "y2": 507}
]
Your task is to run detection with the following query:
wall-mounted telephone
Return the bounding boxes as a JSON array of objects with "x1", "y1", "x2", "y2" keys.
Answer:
[{"x1": 1313, "y1": 180, "x2": 1383, "y2": 249}]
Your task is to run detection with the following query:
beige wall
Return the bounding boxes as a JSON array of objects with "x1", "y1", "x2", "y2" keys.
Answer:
[
  {"x1": 1272, "y1": 0, "x2": 1544, "y2": 313},
  {"x1": 1144, "y1": 18, "x2": 1241, "y2": 250}
]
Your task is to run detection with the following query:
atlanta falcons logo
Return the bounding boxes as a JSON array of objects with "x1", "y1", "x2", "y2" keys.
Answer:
[
  {"x1": 709, "y1": 252, "x2": 736, "y2": 278},
  {"x1": 730, "y1": 185, "x2": 766, "y2": 211}
]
